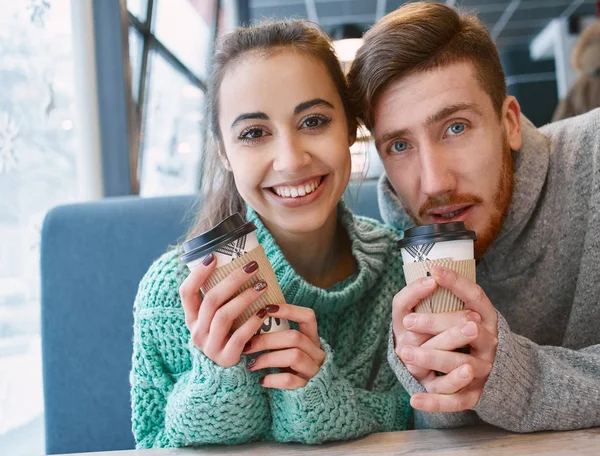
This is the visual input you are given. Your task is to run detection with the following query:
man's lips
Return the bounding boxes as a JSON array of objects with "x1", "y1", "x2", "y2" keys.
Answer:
[
  {"x1": 423, "y1": 204, "x2": 476, "y2": 223},
  {"x1": 426, "y1": 204, "x2": 474, "y2": 218}
]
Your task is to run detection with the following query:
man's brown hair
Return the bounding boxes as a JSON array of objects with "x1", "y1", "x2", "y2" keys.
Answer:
[{"x1": 347, "y1": 2, "x2": 507, "y2": 130}]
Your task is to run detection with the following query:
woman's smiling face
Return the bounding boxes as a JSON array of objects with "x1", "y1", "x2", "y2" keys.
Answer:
[{"x1": 218, "y1": 50, "x2": 353, "y2": 235}]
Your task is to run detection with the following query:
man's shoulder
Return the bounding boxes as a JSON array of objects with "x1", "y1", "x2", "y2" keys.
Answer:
[
  {"x1": 540, "y1": 108, "x2": 600, "y2": 144},
  {"x1": 532, "y1": 109, "x2": 600, "y2": 173}
]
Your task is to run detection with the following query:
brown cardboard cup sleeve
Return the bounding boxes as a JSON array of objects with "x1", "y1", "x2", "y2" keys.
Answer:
[
  {"x1": 201, "y1": 245, "x2": 285, "y2": 331},
  {"x1": 403, "y1": 258, "x2": 476, "y2": 313}
]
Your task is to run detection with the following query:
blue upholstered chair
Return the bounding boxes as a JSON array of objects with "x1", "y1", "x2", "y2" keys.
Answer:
[{"x1": 40, "y1": 181, "x2": 381, "y2": 455}]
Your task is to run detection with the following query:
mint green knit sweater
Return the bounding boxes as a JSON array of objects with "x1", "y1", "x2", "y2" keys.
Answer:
[{"x1": 130, "y1": 203, "x2": 412, "y2": 448}]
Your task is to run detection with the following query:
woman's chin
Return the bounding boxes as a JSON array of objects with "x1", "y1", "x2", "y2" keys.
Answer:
[
  {"x1": 255, "y1": 209, "x2": 334, "y2": 238},
  {"x1": 276, "y1": 215, "x2": 331, "y2": 235}
]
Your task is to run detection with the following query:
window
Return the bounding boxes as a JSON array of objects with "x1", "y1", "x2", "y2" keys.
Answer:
[
  {"x1": 0, "y1": 0, "x2": 78, "y2": 452},
  {"x1": 126, "y1": 0, "x2": 221, "y2": 197}
]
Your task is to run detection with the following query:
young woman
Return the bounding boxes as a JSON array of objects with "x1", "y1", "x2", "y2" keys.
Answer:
[{"x1": 130, "y1": 20, "x2": 411, "y2": 448}]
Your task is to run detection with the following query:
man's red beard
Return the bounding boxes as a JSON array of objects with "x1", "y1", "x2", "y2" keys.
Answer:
[{"x1": 404, "y1": 140, "x2": 514, "y2": 260}]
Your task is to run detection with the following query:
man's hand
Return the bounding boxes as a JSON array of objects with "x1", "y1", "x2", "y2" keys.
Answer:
[
  {"x1": 393, "y1": 264, "x2": 499, "y2": 412},
  {"x1": 392, "y1": 274, "x2": 482, "y2": 380}
]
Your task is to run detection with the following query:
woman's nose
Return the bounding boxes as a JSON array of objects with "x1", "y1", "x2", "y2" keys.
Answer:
[{"x1": 272, "y1": 135, "x2": 311, "y2": 174}]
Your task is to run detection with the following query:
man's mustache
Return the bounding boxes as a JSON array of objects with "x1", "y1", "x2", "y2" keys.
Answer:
[{"x1": 418, "y1": 194, "x2": 483, "y2": 219}]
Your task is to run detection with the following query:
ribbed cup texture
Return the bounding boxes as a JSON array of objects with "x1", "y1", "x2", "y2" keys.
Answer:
[
  {"x1": 403, "y1": 258, "x2": 476, "y2": 313},
  {"x1": 201, "y1": 245, "x2": 285, "y2": 330}
]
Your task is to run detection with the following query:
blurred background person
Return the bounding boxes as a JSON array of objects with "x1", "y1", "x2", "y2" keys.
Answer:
[{"x1": 553, "y1": 20, "x2": 600, "y2": 121}]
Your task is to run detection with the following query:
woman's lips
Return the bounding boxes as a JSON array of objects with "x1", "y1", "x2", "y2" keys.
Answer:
[{"x1": 266, "y1": 175, "x2": 328, "y2": 208}]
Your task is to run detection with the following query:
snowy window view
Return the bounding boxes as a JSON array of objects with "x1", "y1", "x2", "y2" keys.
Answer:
[{"x1": 0, "y1": 0, "x2": 77, "y2": 452}]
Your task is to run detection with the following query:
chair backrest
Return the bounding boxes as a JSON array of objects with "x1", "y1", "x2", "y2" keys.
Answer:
[{"x1": 40, "y1": 181, "x2": 381, "y2": 454}]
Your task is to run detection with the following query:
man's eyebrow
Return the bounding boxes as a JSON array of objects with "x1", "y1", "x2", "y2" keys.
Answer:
[
  {"x1": 294, "y1": 98, "x2": 334, "y2": 115},
  {"x1": 231, "y1": 112, "x2": 269, "y2": 129},
  {"x1": 375, "y1": 128, "x2": 410, "y2": 151},
  {"x1": 425, "y1": 102, "x2": 482, "y2": 126}
]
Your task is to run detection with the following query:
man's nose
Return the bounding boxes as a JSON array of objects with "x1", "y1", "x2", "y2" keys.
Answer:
[
  {"x1": 419, "y1": 144, "x2": 457, "y2": 198},
  {"x1": 272, "y1": 134, "x2": 310, "y2": 174}
]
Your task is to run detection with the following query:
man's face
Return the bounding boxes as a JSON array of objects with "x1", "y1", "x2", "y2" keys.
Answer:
[{"x1": 372, "y1": 62, "x2": 522, "y2": 259}]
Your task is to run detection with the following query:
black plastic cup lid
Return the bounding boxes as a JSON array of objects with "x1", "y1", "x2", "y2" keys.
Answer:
[
  {"x1": 397, "y1": 222, "x2": 477, "y2": 250},
  {"x1": 179, "y1": 213, "x2": 257, "y2": 264}
]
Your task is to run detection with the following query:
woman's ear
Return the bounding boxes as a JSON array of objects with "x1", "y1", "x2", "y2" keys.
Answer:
[{"x1": 218, "y1": 144, "x2": 232, "y2": 171}]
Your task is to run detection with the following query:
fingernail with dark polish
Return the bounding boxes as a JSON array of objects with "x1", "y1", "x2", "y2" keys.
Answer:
[
  {"x1": 256, "y1": 308, "x2": 268, "y2": 319},
  {"x1": 243, "y1": 341, "x2": 252, "y2": 352},
  {"x1": 253, "y1": 281, "x2": 267, "y2": 292},
  {"x1": 259, "y1": 377, "x2": 265, "y2": 385},
  {"x1": 243, "y1": 261, "x2": 259, "y2": 274},
  {"x1": 202, "y1": 254, "x2": 214, "y2": 266},
  {"x1": 265, "y1": 304, "x2": 279, "y2": 313},
  {"x1": 246, "y1": 358, "x2": 256, "y2": 369}
]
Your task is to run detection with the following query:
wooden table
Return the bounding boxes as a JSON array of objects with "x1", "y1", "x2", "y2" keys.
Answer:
[{"x1": 57, "y1": 425, "x2": 600, "y2": 456}]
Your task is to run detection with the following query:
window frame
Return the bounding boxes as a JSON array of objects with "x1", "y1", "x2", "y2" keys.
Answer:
[{"x1": 123, "y1": 0, "x2": 222, "y2": 194}]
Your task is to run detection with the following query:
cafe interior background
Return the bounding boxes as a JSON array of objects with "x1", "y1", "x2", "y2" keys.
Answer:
[{"x1": 1, "y1": 0, "x2": 598, "y2": 454}]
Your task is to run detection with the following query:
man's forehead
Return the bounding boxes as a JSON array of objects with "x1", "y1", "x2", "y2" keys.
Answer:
[{"x1": 373, "y1": 62, "x2": 487, "y2": 131}]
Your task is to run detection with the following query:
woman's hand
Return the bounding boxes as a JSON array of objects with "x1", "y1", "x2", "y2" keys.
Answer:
[
  {"x1": 243, "y1": 304, "x2": 326, "y2": 390},
  {"x1": 179, "y1": 253, "x2": 272, "y2": 368}
]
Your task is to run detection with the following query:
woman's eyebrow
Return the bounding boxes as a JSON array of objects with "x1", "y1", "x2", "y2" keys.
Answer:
[
  {"x1": 231, "y1": 112, "x2": 269, "y2": 129},
  {"x1": 294, "y1": 98, "x2": 334, "y2": 114}
]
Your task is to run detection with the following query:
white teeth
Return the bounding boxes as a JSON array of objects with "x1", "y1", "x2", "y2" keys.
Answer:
[
  {"x1": 440, "y1": 209, "x2": 462, "y2": 219},
  {"x1": 273, "y1": 178, "x2": 321, "y2": 199}
]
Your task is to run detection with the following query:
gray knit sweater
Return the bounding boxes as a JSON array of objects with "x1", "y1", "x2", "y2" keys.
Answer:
[{"x1": 380, "y1": 109, "x2": 600, "y2": 432}]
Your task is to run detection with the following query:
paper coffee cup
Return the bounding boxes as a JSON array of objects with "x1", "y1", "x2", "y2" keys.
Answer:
[
  {"x1": 398, "y1": 222, "x2": 476, "y2": 264},
  {"x1": 179, "y1": 213, "x2": 289, "y2": 333},
  {"x1": 398, "y1": 222, "x2": 477, "y2": 313}
]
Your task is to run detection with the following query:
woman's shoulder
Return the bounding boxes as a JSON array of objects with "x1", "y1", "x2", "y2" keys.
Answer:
[
  {"x1": 134, "y1": 248, "x2": 187, "y2": 311},
  {"x1": 350, "y1": 213, "x2": 403, "y2": 245},
  {"x1": 347, "y1": 213, "x2": 406, "y2": 287}
]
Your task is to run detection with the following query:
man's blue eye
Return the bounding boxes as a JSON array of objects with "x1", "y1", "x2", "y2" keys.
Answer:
[
  {"x1": 391, "y1": 141, "x2": 408, "y2": 153},
  {"x1": 447, "y1": 123, "x2": 466, "y2": 135}
]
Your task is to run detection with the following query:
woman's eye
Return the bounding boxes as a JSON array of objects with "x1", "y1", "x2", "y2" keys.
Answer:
[
  {"x1": 239, "y1": 128, "x2": 265, "y2": 141},
  {"x1": 390, "y1": 140, "x2": 408, "y2": 153},
  {"x1": 446, "y1": 122, "x2": 466, "y2": 136},
  {"x1": 300, "y1": 115, "x2": 330, "y2": 129}
]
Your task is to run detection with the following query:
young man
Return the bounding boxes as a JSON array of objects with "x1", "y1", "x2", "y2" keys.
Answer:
[{"x1": 348, "y1": 2, "x2": 600, "y2": 432}]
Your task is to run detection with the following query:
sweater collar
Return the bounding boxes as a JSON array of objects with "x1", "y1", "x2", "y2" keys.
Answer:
[
  {"x1": 246, "y1": 201, "x2": 393, "y2": 313},
  {"x1": 378, "y1": 117, "x2": 550, "y2": 257}
]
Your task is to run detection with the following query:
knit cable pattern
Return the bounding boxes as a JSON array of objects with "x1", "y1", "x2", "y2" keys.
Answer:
[{"x1": 130, "y1": 202, "x2": 411, "y2": 447}]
